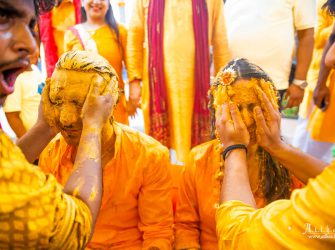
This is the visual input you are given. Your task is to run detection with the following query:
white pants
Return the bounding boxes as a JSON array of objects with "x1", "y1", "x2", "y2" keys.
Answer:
[{"x1": 292, "y1": 117, "x2": 333, "y2": 163}]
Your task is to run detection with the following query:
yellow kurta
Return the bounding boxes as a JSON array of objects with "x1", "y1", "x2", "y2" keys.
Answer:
[
  {"x1": 64, "y1": 24, "x2": 129, "y2": 125},
  {"x1": 216, "y1": 162, "x2": 335, "y2": 250},
  {"x1": 0, "y1": 131, "x2": 92, "y2": 249},
  {"x1": 300, "y1": 0, "x2": 335, "y2": 118},
  {"x1": 127, "y1": 0, "x2": 231, "y2": 162},
  {"x1": 39, "y1": 122, "x2": 174, "y2": 250}
]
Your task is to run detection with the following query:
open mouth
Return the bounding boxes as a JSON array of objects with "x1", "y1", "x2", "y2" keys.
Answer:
[{"x1": 0, "y1": 61, "x2": 29, "y2": 96}]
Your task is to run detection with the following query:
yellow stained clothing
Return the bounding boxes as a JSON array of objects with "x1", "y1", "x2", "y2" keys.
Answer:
[
  {"x1": 175, "y1": 140, "x2": 265, "y2": 250},
  {"x1": 0, "y1": 130, "x2": 92, "y2": 249},
  {"x1": 300, "y1": 0, "x2": 335, "y2": 118},
  {"x1": 216, "y1": 162, "x2": 335, "y2": 250},
  {"x1": 175, "y1": 140, "x2": 303, "y2": 250},
  {"x1": 39, "y1": 122, "x2": 174, "y2": 250},
  {"x1": 52, "y1": 0, "x2": 75, "y2": 57},
  {"x1": 64, "y1": 24, "x2": 129, "y2": 125},
  {"x1": 127, "y1": 0, "x2": 231, "y2": 162}
]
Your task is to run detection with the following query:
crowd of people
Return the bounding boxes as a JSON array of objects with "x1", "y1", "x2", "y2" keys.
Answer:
[{"x1": 0, "y1": 0, "x2": 335, "y2": 249}]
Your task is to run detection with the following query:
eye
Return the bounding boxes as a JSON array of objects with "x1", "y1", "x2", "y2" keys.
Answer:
[
  {"x1": 51, "y1": 99, "x2": 63, "y2": 106},
  {"x1": 247, "y1": 104, "x2": 256, "y2": 112},
  {"x1": 72, "y1": 100, "x2": 82, "y2": 106},
  {"x1": 0, "y1": 12, "x2": 14, "y2": 31}
]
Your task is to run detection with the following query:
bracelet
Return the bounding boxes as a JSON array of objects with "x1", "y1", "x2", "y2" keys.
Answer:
[{"x1": 222, "y1": 144, "x2": 247, "y2": 160}]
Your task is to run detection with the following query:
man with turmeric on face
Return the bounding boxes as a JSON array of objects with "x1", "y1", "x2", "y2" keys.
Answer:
[{"x1": 39, "y1": 50, "x2": 173, "y2": 250}]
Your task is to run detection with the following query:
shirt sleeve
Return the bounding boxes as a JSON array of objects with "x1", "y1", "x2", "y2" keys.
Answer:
[
  {"x1": 216, "y1": 163, "x2": 335, "y2": 250},
  {"x1": 0, "y1": 132, "x2": 92, "y2": 250},
  {"x1": 3, "y1": 76, "x2": 23, "y2": 113},
  {"x1": 138, "y1": 145, "x2": 174, "y2": 250},
  {"x1": 293, "y1": 0, "x2": 316, "y2": 30},
  {"x1": 174, "y1": 152, "x2": 201, "y2": 250},
  {"x1": 126, "y1": 0, "x2": 145, "y2": 82},
  {"x1": 119, "y1": 24, "x2": 128, "y2": 70}
]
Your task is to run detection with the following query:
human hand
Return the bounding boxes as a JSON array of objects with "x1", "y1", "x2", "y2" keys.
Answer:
[
  {"x1": 127, "y1": 101, "x2": 138, "y2": 118},
  {"x1": 39, "y1": 79, "x2": 59, "y2": 137},
  {"x1": 128, "y1": 80, "x2": 141, "y2": 115},
  {"x1": 253, "y1": 87, "x2": 283, "y2": 153},
  {"x1": 285, "y1": 84, "x2": 304, "y2": 108},
  {"x1": 215, "y1": 102, "x2": 250, "y2": 150},
  {"x1": 313, "y1": 84, "x2": 330, "y2": 111},
  {"x1": 81, "y1": 76, "x2": 115, "y2": 130}
]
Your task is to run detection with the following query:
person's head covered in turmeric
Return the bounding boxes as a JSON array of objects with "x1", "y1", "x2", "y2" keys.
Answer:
[
  {"x1": 209, "y1": 58, "x2": 292, "y2": 203},
  {"x1": 42, "y1": 50, "x2": 119, "y2": 145}
]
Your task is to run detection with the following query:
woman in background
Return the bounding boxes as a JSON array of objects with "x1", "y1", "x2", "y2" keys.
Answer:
[{"x1": 64, "y1": 0, "x2": 130, "y2": 124}]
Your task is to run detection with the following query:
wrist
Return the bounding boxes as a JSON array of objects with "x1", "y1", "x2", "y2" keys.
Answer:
[
  {"x1": 35, "y1": 120, "x2": 56, "y2": 140},
  {"x1": 266, "y1": 140, "x2": 287, "y2": 156},
  {"x1": 292, "y1": 79, "x2": 308, "y2": 90},
  {"x1": 222, "y1": 144, "x2": 247, "y2": 161},
  {"x1": 130, "y1": 79, "x2": 141, "y2": 85}
]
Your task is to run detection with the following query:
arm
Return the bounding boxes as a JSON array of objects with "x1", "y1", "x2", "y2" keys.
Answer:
[
  {"x1": 5, "y1": 112, "x2": 27, "y2": 138},
  {"x1": 216, "y1": 103, "x2": 256, "y2": 207},
  {"x1": 138, "y1": 146, "x2": 173, "y2": 250},
  {"x1": 126, "y1": 0, "x2": 144, "y2": 112},
  {"x1": 16, "y1": 101, "x2": 57, "y2": 163},
  {"x1": 216, "y1": 163, "x2": 335, "y2": 249},
  {"x1": 286, "y1": 28, "x2": 314, "y2": 108},
  {"x1": 212, "y1": 0, "x2": 231, "y2": 74},
  {"x1": 63, "y1": 78, "x2": 114, "y2": 231},
  {"x1": 254, "y1": 87, "x2": 327, "y2": 184},
  {"x1": 174, "y1": 153, "x2": 201, "y2": 250}
]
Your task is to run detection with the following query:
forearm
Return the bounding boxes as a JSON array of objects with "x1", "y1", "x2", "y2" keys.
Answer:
[
  {"x1": 63, "y1": 125, "x2": 103, "y2": 229},
  {"x1": 316, "y1": 32, "x2": 335, "y2": 87},
  {"x1": 5, "y1": 112, "x2": 27, "y2": 138},
  {"x1": 294, "y1": 28, "x2": 314, "y2": 80},
  {"x1": 268, "y1": 142, "x2": 327, "y2": 183},
  {"x1": 220, "y1": 149, "x2": 256, "y2": 208},
  {"x1": 16, "y1": 122, "x2": 55, "y2": 162}
]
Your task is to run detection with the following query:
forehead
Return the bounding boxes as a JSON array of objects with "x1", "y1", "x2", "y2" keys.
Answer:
[
  {"x1": 230, "y1": 79, "x2": 259, "y2": 104},
  {"x1": 49, "y1": 69, "x2": 101, "y2": 99},
  {"x1": 0, "y1": 0, "x2": 35, "y2": 19},
  {"x1": 214, "y1": 79, "x2": 260, "y2": 107}
]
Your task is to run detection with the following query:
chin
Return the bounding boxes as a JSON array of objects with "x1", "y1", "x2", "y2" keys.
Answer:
[{"x1": 61, "y1": 132, "x2": 80, "y2": 146}]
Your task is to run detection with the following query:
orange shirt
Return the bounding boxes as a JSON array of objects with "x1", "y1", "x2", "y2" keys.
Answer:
[
  {"x1": 174, "y1": 140, "x2": 303, "y2": 250},
  {"x1": 39, "y1": 122, "x2": 173, "y2": 250}
]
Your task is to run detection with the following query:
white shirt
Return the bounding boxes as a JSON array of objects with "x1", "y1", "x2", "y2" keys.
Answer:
[
  {"x1": 224, "y1": 0, "x2": 316, "y2": 90},
  {"x1": 3, "y1": 65, "x2": 44, "y2": 130}
]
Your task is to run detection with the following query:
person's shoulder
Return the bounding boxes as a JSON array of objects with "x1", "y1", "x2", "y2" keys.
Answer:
[
  {"x1": 115, "y1": 122, "x2": 168, "y2": 153},
  {"x1": 189, "y1": 139, "x2": 218, "y2": 162}
]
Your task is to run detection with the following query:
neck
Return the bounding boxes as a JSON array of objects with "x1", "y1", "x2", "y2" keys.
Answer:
[
  {"x1": 71, "y1": 120, "x2": 116, "y2": 167},
  {"x1": 85, "y1": 17, "x2": 106, "y2": 29}
]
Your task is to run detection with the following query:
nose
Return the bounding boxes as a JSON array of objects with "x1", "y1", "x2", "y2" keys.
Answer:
[
  {"x1": 12, "y1": 21, "x2": 37, "y2": 59},
  {"x1": 60, "y1": 106, "x2": 79, "y2": 128}
]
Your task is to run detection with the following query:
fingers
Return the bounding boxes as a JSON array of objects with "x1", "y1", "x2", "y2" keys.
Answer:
[
  {"x1": 254, "y1": 85, "x2": 278, "y2": 121},
  {"x1": 228, "y1": 102, "x2": 245, "y2": 130},
  {"x1": 254, "y1": 106, "x2": 268, "y2": 134}
]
